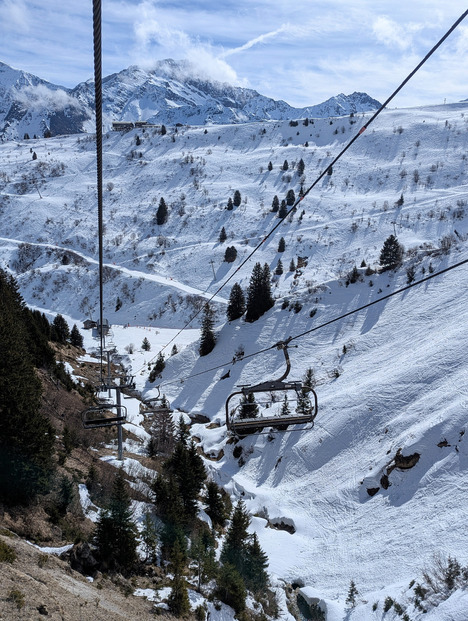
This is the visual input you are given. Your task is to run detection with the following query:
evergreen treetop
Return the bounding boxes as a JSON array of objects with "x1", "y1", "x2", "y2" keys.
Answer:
[
  {"x1": 245, "y1": 262, "x2": 274, "y2": 323},
  {"x1": 156, "y1": 197, "x2": 168, "y2": 225},
  {"x1": 94, "y1": 469, "x2": 139, "y2": 572},
  {"x1": 379, "y1": 234, "x2": 404, "y2": 271},
  {"x1": 199, "y1": 303, "x2": 216, "y2": 356},
  {"x1": 226, "y1": 283, "x2": 246, "y2": 321}
]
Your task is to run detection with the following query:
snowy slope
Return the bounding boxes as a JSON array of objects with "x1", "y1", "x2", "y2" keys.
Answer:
[{"x1": 1, "y1": 100, "x2": 468, "y2": 618}]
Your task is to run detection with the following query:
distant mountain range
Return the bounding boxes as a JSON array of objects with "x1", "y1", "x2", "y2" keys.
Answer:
[{"x1": 0, "y1": 58, "x2": 382, "y2": 140}]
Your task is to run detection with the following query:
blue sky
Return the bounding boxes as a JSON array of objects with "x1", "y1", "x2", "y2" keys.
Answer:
[{"x1": 0, "y1": 0, "x2": 467, "y2": 108}]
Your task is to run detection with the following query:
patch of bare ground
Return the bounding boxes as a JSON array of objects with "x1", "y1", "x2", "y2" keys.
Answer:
[{"x1": 0, "y1": 533, "x2": 178, "y2": 621}]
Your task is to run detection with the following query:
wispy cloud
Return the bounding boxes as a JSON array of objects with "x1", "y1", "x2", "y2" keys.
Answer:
[
  {"x1": 131, "y1": 0, "x2": 244, "y2": 84},
  {"x1": 220, "y1": 25, "x2": 290, "y2": 58},
  {"x1": 0, "y1": 0, "x2": 31, "y2": 33},
  {"x1": 17, "y1": 84, "x2": 81, "y2": 111},
  {"x1": 372, "y1": 16, "x2": 413, "y2": 51}
]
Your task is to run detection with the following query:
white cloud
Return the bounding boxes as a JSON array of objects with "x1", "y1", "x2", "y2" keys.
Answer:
[
  {"x1": 0, "y1": 0, "x2": 30, "y2": 33},
  {"x1": 220, "y1": 25, "x2": 291, "y2": 59},
  {"x1": 372, "y1": 16, "x2": 412, "y2": 51},
  {"x1": 131, "y1": 0, "x2": 244, "y2": 85},
  {"x1": 17, "y1": 84, "x2": 80, "y2": 111}
]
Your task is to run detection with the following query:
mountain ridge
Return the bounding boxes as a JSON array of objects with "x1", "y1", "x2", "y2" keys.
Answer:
[{"x1": 0, "y1": 58, "x2": 381, "y2": 139}]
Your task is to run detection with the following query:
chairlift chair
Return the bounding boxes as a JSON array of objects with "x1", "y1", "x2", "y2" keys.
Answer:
[
  {"x1": 225, "y1": 340, "x2": 318, "y2": 436},
  {"x1": 81, "y1": 403, "x2": 127, "y2": 429},
  {"x1": 140, "y1": 386, "x2": 173, "y2": 415}
]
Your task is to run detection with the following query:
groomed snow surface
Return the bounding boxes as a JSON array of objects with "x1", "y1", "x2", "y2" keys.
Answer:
[{"x1": 1, "y1": 102, "x2": 468, "y2": 619}]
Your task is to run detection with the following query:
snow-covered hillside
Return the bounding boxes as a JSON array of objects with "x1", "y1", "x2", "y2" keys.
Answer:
[{"x1": 1, "y1": 100, "x2": 468, "y2": 619}]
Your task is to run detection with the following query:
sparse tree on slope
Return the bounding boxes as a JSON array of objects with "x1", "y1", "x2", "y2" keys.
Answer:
[
  {"x1": 70, "y1": 324, "x2": 84, "y2": 348},
  {"x1": 199, "y1": 303, "x2": 216, "y2": 356},
  {"x1": 379, "y1": 234, "x2": 404, "y2": 271},
  {"x1": 156, "y1": 197, "x2": 168, "y2": 225},
  {"x1": 226, "y1": 283, "x2": 245, "y2": 321}
]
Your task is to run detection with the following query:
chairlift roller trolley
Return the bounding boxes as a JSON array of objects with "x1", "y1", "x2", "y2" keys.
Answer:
[{"x1": 225, "y1": 340, "x2": 318, "y2": 436}]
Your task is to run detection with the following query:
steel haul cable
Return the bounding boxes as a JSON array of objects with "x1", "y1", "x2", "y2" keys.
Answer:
[
  {"x1": 92, "y1": 0, "x2": 104, "y2": 383},
  {"x1": 142, "y1": 8, "x2": 468, "y2": 371}
]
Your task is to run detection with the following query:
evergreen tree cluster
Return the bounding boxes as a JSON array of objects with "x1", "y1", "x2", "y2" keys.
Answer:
[
  {"x1": 51, "y1": 313, "x2": 83, "y2": 348},
  {"x1": 94, "y1": 469, "x2": 139, "y2": 572},
  {"x1": 0, "y1": 269, "x2": 56, "y2": 504},
  {"x1": 245, "y1": 262, "x2": 274, "y2": 323},
  {"x1": 218, "y1": 500, "x2": 269, "y2": 611}
]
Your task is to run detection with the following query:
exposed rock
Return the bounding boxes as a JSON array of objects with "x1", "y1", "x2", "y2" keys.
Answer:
[{"x1": 65, "y1": 541, "x2": 99, "y2": 577}]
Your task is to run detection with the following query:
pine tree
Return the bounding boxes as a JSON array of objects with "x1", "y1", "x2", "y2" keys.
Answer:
[
  {"x1": 142, "y1": 337, "x2": 151, "y2": 351},
  {"x1": 70, "y1": 324, "x2": 84, "y2": 348},
  {"x1": 239, "y1": 392, "x2": 259, "y2": 419},
  {"x1": 244, "y1": 533, "x2": 269, "y2": 592},
  {"x1": 289, "y1": 258, "x2": 296, "y2": 272},
  {"x1": 164, "y1": 439, "x2": 207, "y2": 522},
  {"x1": 149, "y1": 403, "x2": 175, "y2": 456},
  {"x1": 267, "y1": 161, "x2": 273, "y2": 171},
  {"x1": 219, "y1": 226, "x2": 227, "y2": 243},
  {"x1": 297, "y1": 158, "x2": 305, "y2": 176},
  {"x1": 171, "y1": 344, "x2": 178, "y2": 356},
  {"x1": 271, "y1": 195, "x2": 279, "y2": 212},
  {"x1": 282, "y1": 159, "x2": 289, "y2": 171},
  {"x1": 275, "y1": 259, "x2": 283, "y2": 275},
  {"x1": 226, "y1": 197, "x2": 233, "y2": 211},
  {"x1": 161, "y1": 124, "x2": 167, "y2": 135},
  {"x1": 94, "y1": 469, "x2": 138, "y2": 572},
  {"x1": 156, "y1": 197, "x2": 168, "y2": 225},
  {"x1": 52, "y1": 314, "x2": 70, "y2": 343},
  {"x1": 278, "y1": 199, "x2": 288, "y2": 219},
  {"x1": 177, "y1": 415, "x2": 190, "y2": 445},
  {"x1": 233, "y1": 190, "x2": 242, "y2": 207},
  {"x1": 221, "y1": 499, "x2": 250, "y2": 576},
  {"x1": 296, "y1": 368, "x2": 316, "y2": 417},
  {"x1": 141, "y1": 512, "x2": 159, "y2": 563},
  {"x1": 216, "y1": 564, "x2": 247, "y2": 614},
  {"x1": 190, "y1": 526, "x2": 218, "y2": 590},
  {"x1": 226, "y1": 283, "x2": 246, "y2": 321},
  {"x1": 346, "y1": 580, "x2": 359, "y2": 608},
  {"x1": 167, "y1": 540, "x2": 190, "y2": 616},
  {"x1": 224, "y1": 245, "x2": 237, "y2": 263},
  {"x1": 149, "y1": 352, "x2": 165, "y2": 382},
  {"x1": 280, "y1": 394, "x2": 291, "y2": 417},
  {"x1": 278, "y1": 237, "x2": 286, "y2": 252},
  {"x1": 245, "y1": 262, "x2": 274, "y2": 323},
  {"x1": 199, "y1": 304, "x2": 216, "y2": 356},
  {"x1": 379, "y1": 235, "x2": 404, "y2": 271},
  {"x1": 0, "y1": 270, "x2": 55, "y2": 504},
  {"x1": 286, "y1": 188, "x2": 296, "y2": 206},
  {"x1": 204, "y1": 480, "x2": 228, "y2": 528}
]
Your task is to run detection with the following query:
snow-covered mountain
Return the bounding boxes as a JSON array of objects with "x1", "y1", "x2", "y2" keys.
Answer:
[
  {"x1": 0, "y1": 58, "x2": 381, "y2": 139},
  {"x1": 1, "y1": 98, "x2": 468, "y2": 619}
]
